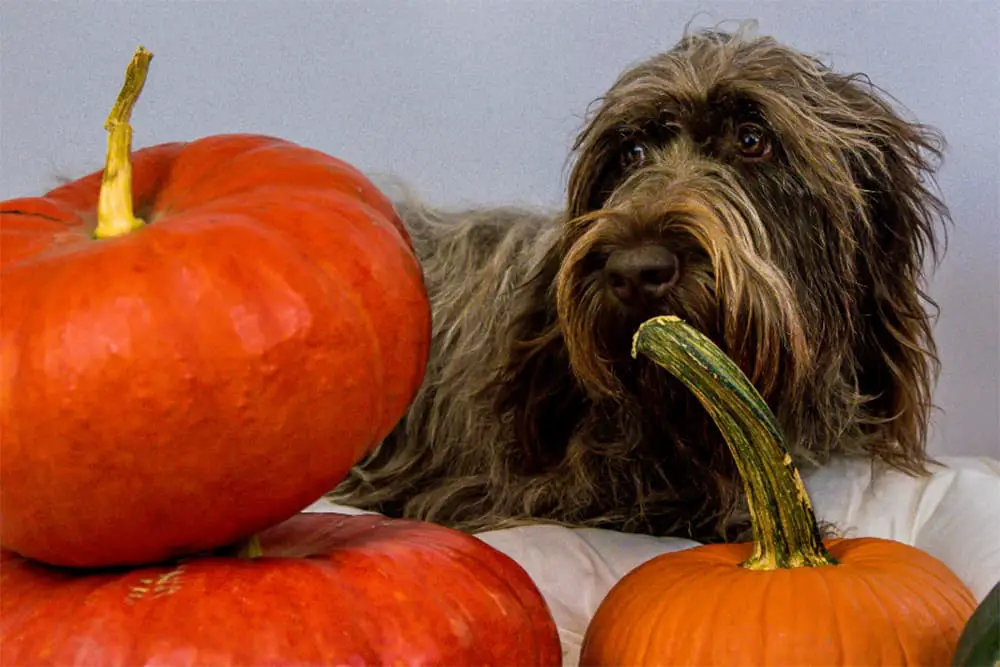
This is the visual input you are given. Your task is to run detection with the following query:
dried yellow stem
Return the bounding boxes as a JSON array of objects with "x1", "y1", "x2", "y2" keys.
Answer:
[{"x1": 94, "y1": 46, "x2": 153, "y2": 240}]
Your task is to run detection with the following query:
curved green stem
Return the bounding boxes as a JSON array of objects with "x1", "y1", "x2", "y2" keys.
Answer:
[
  {"x1": 235, "y1": 535, "x2": 264, "y2": 559},
  {"x1": 632, "y1": 315, "x2": 836, "y2": 570}
]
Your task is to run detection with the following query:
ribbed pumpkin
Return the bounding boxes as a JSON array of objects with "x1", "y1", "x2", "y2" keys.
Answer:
[
  {"x1": 0, "y1": 47, "x2": 430, "y2": 568},
  {"x1": 579, "y1": 315, "x2": 978, "y2": 667},
  {"x1": 0, "y1": 512, "x2": 562, "y2": 666}
]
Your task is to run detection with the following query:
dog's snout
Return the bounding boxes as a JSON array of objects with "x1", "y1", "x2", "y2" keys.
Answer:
[{"x1": 604, "y1": 246, "x2": 679, "y2": 305}]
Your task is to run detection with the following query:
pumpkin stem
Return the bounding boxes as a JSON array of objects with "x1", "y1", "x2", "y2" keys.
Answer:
[
  {"x1": 234, "y1": 535, "x2": 264, "y2": 559},
  {"x1": 93, "y1": 45, "x2": 153, "y2": 240},
  {"x1": 632, "y1": 315, "x2": 837, "y2": 571}
]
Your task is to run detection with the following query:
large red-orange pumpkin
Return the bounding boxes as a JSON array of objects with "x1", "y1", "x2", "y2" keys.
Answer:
[
  {"x1": 0, "y1": 47, "x2": 431, "y2": 567},
  {"x1": 0, "y1": 512, "x2": 563, "y2": 666},
  {"x1": 580, "y1": 316, "x2": 977, "y2": 666}
]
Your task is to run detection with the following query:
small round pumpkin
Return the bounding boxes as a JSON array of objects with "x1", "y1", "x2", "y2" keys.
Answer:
[
  {"x1": 0, "y1": 512, "x2": 563, "y2": 666},
  {"x1": 0, "y1": 47, "x2": 430, "y2": 567},
  {"x1": 579, "y1": 316, "x2": 978, "y2": 667}
]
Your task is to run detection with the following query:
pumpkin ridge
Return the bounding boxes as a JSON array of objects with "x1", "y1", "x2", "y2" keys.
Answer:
[
  {"x1": 137, "y1": 135, "x2": 289, "y2": 214},
  {"x1": 0, "y1": 209, "x2": 67, "y2": 226},
  {"x1": 157, "y1": 186, "x2": 425, "y2": 443},
  {"x1": 1, "y1": 256, "x2": 83, "y2": 495},
  {"x1": 304, "y1": 532, "x2": 477, "y2": 662},
  {"x1": 1, "y1": 205, "x2": 93, "y2": 271},
  {"x1": 41, "y1": 239, "x2": 191, "y2": 564},
  {"x1": 148, "y1": 139, "x2": 386, "y2": 221},
  {"x1": 819, "y1": 563, "x2": 847, "y2": 665},
  {"x1": 250, "y1": 206, "x2": 390, "y2": 454},
  {"x1": 151, "y1": 211, "x2": 384, "y2": 450},
  {"x1": 242, "y1": 183, "x2": 413, "y2": 255},
  {"x1": 852, "y1": 539, "x2": 977, "y2": 617},
  {"x1": 259, "y1": 188, "x2": 428, "y2": 436},
  {"x1": 858, "y1": 565, "x2": 920, "y2": 664},
  {"x1": 47, "y1": 564, "x2": 130, "y2": 647},
  {"x1": 383, "y1": 525, "x2": 548, "y2": 657},
  {"x1": 887, "y1": 555, "x2": 978, "y2": 658},
  {"x1": 911, "y1": 556, "x2": 982, "y2": 616},
  {"x1": 709, "y1": 565, "x2": 765, "y2": 665},
  {"x1": 433, "y1": 534, "x2": 559, "y2": 660},
  {"x1": 858, "y1": 545, "x2": 964, "y2": 660},
  {"x1": 752, "y1": 561, "x2": 776, "y2": 664},
  {"x1": 1, "y1": 236, "x2": 97, "y2": 272},
  {"x1": 648, "y1": 562, "x2": 709, "y2": 664},
  {"x1": 288, "y1": 558, "x2": 381, "y2": 661},
  {"x1": 0, "y1": 275, "x2": 42, "y2": 423},
  {"x1": 153, "y1": 139, "x2": 282, "y2": 202},
  {"x1": 387, "y1": 551, "x2": 481, "y2": 658}
]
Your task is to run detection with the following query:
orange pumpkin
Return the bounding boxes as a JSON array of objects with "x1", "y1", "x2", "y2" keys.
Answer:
[
  {"x1": 1, "y1": 513, "x2": 563, "y2": 666},
  {"x1": 579, "y1": 316, "x2": 977, "y2": 666},
  {"x1": 0, "y1": 47, "x2": 430, "y2": 568}
]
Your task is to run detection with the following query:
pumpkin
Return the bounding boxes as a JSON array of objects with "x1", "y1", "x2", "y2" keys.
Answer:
[
  {"x1": 0, "y1": 512, "x2": 563, "y2": 666},
  {"x1": 579, "y1": 315, "x2": 977, "y2": 666},
  {"x1": 952, "y1": 579, "x2": 1000, "y2": 667},
  {"x1": 0, "y1": 47, "x2": 431, "y2": 568}
]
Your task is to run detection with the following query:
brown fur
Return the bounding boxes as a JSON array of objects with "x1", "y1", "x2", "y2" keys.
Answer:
[{"x1": 329, "y1": 25, "x2": 948, "y2": 542}]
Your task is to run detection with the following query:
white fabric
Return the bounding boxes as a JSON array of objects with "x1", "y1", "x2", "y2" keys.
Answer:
[{"x1": 307, "y1": 454, "x2": 1000, "y2": 667}]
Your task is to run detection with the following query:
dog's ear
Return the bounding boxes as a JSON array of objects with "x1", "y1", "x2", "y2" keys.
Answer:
[
  {"x1": 566, "y1": 115, "x2": 625, "y2": 220},
  {"x1": 833, "y1": 75, "x2": 949, "y2": 470}
]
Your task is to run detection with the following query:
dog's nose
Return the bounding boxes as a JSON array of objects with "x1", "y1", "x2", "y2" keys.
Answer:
[{"x1": 604, "y1": 245, "x2": 679, "y2": 305}]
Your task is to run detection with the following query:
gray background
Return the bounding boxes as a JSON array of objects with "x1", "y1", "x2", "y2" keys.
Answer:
[{"x1": 2, "y1": 0, "x2": 997, "y2": 458}]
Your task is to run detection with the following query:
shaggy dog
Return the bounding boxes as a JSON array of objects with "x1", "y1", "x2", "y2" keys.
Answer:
[{"x1": 329, "y1": 25, "x2": 948, "y2": 542}]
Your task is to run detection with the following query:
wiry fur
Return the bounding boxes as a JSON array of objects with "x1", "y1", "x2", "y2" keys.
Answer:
[{"x1": 329, "y1": 25, "x2": 948, "y2": 542}]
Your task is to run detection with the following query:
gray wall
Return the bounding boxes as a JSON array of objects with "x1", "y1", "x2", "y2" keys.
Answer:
[{"x1": 2, "y1": 1, "x2": 997, "y2": 458}]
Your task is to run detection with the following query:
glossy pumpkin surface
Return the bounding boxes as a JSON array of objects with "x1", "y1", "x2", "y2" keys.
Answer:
[
  {"x1": 0, "y1": 513, "x2": 562, "y2": 666},
  {"x1": 0, "y1": 133, "x2": 431, "y2": 567},
  {"x1": 580, "y1": 536, "x2": 977, "y2": 666}
]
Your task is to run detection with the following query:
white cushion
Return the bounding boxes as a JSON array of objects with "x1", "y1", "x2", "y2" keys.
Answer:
[{"x1": 307, "y1": 454, "x2": 1000, "y2": 667}]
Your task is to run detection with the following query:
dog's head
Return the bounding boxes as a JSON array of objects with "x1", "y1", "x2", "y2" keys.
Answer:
[{"x1": 544, "y1": 26, "x2": 947, "y2": 465}]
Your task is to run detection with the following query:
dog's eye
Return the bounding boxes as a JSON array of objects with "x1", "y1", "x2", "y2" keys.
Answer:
[
  {"x1": 582, "y1": 251, "x2": 610, "y2": 273},
  {"x1": 621, "y1": 142, "x2": 646, "y2": 169},
  {"x1": 735, "y1": 122, "x2": 771, "y2": 160}
]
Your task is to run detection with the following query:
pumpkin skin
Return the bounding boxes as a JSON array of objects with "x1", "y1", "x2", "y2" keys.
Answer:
[
  {"x1": 0, "y1": 134, "x2": 431, "y2": 568},
  {"x1": 580, "y1": 537, "x2": 977, "y2": 666},
  {"x1": 0, "y1": 512, "x2": 563, "y2": 666}
]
